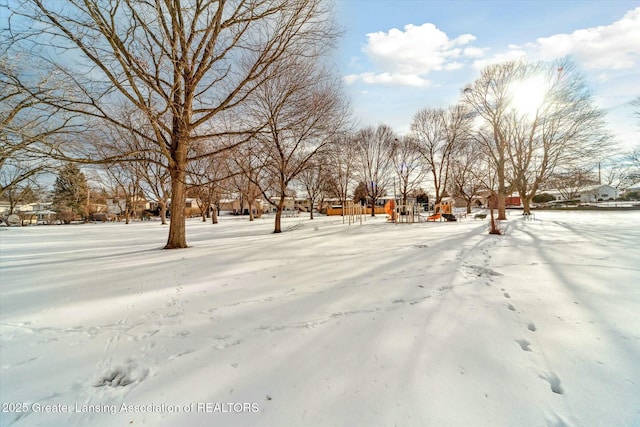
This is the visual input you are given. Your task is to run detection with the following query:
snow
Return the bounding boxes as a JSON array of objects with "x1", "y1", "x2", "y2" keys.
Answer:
[{"x1": 1, "y1": 211, "x2": 639, "y2": 426}]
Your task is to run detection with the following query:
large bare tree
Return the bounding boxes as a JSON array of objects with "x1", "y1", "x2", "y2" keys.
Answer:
[
  {"x1": 462, "y1": 62, "x2": 521, "y2": 220},
  {"x1": 463, "y1": 60, "x2": 609, "y2": 216},
  {"x1": 9, "y1": 0, "x2": 338, "y2": 248},
  {"x1": 503, "y1": 61, "x2": 610, "y2": 213}
]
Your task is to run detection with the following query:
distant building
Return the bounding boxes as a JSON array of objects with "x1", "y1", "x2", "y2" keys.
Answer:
[
  {"x1": 625, "y1": 182, "x2": 640, "y2": 193},
  {"x1": 579, "y1": 185, "x2": 617, "y2": 203}
]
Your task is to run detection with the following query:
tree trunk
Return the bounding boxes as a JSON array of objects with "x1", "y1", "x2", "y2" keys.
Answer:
[
  {"x1": 489, "y1": 192, "x2": 501, "y2": 234},
  {"x1": 497, "y1": 162, "x2": 507, "y2": 220},
  {"x1": 165, "y1": 161, "x2": 188, "y2": 249},
  {"x1": 160, "y1": 202, "x2": 167, "y2": 225},
  {"x1": 497, "y1": 192, "x2": 506, "y2": 220},
  {"x1": 211, "y1": 206, "x2": 218, "y2": 224},
  {"x1": 522, "y1": 196, "x2": 532, "y2": 215},
  {"x1": 274, "y1": 198, "x2": 285, "y2": 233}
]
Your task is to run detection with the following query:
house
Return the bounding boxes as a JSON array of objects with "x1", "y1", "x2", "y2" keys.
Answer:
[
  {"x1": 266, "y1": 196, "x2": 300, "y2": 214},
  {"x1": 624, "y1": 182, "x2": 640, "y2": 197},
  {"x1": 579, "y1": 185, "x2": 617, "y2": 203},
  {"x1": 217, "y1": 197, "x2": 267, "y2": 215},
  {"x1": 0, "y1": 200, "x2": 11, "y2": 216},
  {"x1": 1, "y1": 202, "x2": 58, "y2": 225},
  {"x1": 318, "y1": 198, "x2": 343, "y2": 214}
]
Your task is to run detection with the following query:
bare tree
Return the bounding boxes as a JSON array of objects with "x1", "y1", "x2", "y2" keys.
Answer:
[
  {"x1": 324, "y1": 134, "x2": 358, "y2": 209},
  {"x1": 0, "y1": 52, "x2": 75, "y2": 197},
  {"x1": 225, "y1": 139, "x2": 266, "y2": 221},
  {"x1": 101, "y1": 160, "x2": 143, "y2": 224},
  {"x1": 412, "y1": 104, "x2": 471, "y2": 205},
  {"x1": 450, "y1": 140, "x2": 487, "y2": 213},
  {"x1": 354, "y1": 125, "x2": 396, "y2": 216},
  {"x1": 1, "y1": 183, "x2": 39, "y2": 219},
  {"x1": 603, "y1": 146, "x2": 640, "y2": 191},
  {"x1": 548, "y1": 168, "x2": 598, "y2": 202},
  {"x1": 390, "y1": 135, "x2": 423, "y2": 207},
  {"x1": 463, "y1": 60, "x2": 610, "y2": 216},
  {"x1": 504, "y1": 61, "x2": 610, "y2": 213},
  {"x1": 462, "y1": 62, "x2": 521, "y2": 220},
  {"x1": 297, "y1": 157, "x2": 328, "y2": 219},
  {"x1": 249, "y1": 59, "x2": 349, "y2": 233},
  {"x1": 187, "y1": 147, "x2": 226, "y2": 224},
  {"x1": 10, "y1": 0, "x2": 339, "y2": 248},
  {"x1": 632, "y1": 97, "x2": 640, "y2": 125}
]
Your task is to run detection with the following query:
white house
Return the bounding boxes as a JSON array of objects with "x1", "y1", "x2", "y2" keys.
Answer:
[
  {"x1": 625, "y1": 182, "x2": 640, "y2": 193},
  {"x1": 579, "y1": 185, "x2": 617, "y2": 203}
]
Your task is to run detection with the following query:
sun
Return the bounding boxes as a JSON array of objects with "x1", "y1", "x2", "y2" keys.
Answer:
[{"x1": 509, "y1": 75, "x2": 548, "y2": 117}]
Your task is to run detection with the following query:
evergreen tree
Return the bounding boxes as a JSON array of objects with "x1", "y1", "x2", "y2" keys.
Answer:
[
  {"x1": 52, "y1": 163, "x2": 88, "y2": 223},
  {"x1": 353, "y1": 182, "x2": 368, "y2": 205}
]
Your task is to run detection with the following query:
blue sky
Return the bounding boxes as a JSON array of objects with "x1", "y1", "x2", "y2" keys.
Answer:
[{"x1": 332, "y1": 0, "x2": 640, "y2": 151}]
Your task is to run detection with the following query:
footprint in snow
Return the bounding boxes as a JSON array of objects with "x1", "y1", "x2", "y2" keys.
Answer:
[
  {"x1": 541, "y1": 373, "x2": 564, "y2": 395},
  {"x1": 507, "y1": 304, "x2": 516, "y2": 311},
  {"x1": 94, "y1": 360, "x2": 148, "y2": 388},
  {"x1": 516, "y1": 339, "x2": 532, "y2": 352},
  {"x1": 528, "y1": 322, "x2": 537, "y2": 332},
  {"x1": 503, "y1": 292, "x2": 511, "y2": 298}
]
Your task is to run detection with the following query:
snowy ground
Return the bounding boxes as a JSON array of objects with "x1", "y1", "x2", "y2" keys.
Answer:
[{"x1": 1, "y1": 210, "x2": 639, "y2": 427}]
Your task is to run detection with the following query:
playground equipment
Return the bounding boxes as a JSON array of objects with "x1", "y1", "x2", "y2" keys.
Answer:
[
  {"x1": 384, "y1": 199, "x2": 396, "y2": 222},
  {"x1": 343, "y1": 200, "x2": 366, "y2": 225},
  {"x1": 383, "y1": 199, "x2": 425, "y2": 224},
  {"x1": 395, "y1": 204, "x2": 419, "y2": 223},
  {"x1": 427, "y1": 199, "x2": 457, "y2": 222}
]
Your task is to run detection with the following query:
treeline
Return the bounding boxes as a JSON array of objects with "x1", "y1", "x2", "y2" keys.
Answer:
[{"x1": 2, "y1": 1, "x2": 638, "y2": 246}]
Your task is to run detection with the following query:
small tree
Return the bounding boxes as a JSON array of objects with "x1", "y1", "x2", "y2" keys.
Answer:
[
  {"x1": 51, "y1": 163, "x2": 88, "y2": 223},
  {"x1": 354, "y1": 125, "x2": 396, "y2": 216},
  {"x1": 298, "y1": 158, "x2": 327, "y2": 220},
  {"x1": 391, "y1": 135, "x2": 424, "y2": 207}
]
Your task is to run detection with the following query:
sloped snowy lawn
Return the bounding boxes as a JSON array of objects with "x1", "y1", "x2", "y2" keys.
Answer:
[{"x1": 1, "y1": 211, "x2": 639, "y2": 426}]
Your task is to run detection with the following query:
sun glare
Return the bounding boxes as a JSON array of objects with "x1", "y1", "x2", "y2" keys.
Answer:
[{"x1": 509, "y1": 75, "x2": 548, "y2": 117}]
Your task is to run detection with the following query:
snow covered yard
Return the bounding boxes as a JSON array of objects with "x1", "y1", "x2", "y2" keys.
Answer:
[{"x1": 1, "y1": 211, "x2": 639, "y2": 427}]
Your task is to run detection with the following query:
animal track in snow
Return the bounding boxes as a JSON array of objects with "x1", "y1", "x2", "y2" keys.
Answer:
[
  {"x1": 507, "y1": 304, "x2": 516, "y2": 311},
  {"x1": 528, "y1": 322, "x2": 537, "y2": 332},
  {"x1": 503, "y1": 292, "x2": 511, "y2": 298}
]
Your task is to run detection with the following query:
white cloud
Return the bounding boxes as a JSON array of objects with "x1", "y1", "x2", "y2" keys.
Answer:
[
  {"x1": 463, "y1": 46, "x2": 488, "y2": 58},
  {"x1": 346, "y1": 23, "x2": 480, "y2": 86},
  {"x1": 344, "y1": 72, "x2": 430, "y2": 87},
  {"x1": 472, "y1": 49, "x2": 527, "y2": 69},
  {"x1": 498, "y1": 7, "x2": 640, "y2": 70}
]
